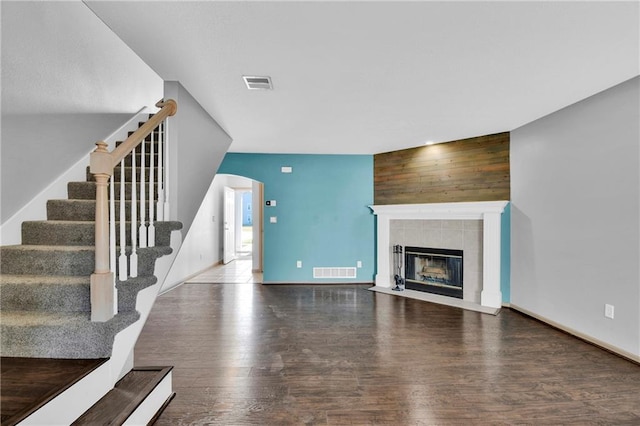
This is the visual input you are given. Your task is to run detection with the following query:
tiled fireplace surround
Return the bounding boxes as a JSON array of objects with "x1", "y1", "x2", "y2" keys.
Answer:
[{"x1": 369, "y1": 201, "x2": 508, "y2": 315}]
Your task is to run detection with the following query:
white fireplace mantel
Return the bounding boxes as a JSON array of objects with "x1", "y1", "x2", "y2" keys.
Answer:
[{"x1": 369, "y1": 201, "x2": 508, "y2": 312}]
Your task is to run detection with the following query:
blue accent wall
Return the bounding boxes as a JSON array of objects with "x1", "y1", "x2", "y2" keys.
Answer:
[
  {"x1": 218, "y1": 153, "x2": 375, "y2": 283},
  {"x1": 501, "y1": 202, "x2": 511, "y2": 303}
]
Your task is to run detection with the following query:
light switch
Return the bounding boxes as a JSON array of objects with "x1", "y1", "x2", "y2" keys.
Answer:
[
  {"x1": 270, "y1": 216, "x2": 277, "y2": 223},
  {"x1": 281, "y1": 166, "x2": 292, "y2": 173}
]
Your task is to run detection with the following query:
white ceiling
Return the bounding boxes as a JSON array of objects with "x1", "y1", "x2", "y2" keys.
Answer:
[{"x1": 8, "y1": 1, "x2": 640, "y2": 155}]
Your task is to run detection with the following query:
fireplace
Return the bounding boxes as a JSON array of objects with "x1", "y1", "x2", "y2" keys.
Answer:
[
  {"x1": 405, "y1": 246, "x2": 463, "y2": 298},
  {"x1": 369, "y1": 201, "x2": 508, "y2": 311}
]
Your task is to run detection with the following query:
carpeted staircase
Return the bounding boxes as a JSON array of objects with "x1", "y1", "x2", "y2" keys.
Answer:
[{"x1": 0, "y1": 124, "x2": 182, "y2": 359}]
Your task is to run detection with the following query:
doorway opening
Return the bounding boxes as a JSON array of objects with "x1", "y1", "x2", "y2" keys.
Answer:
[{"x1": 219, "y1": 174, "x2": 264, "y2": 275}]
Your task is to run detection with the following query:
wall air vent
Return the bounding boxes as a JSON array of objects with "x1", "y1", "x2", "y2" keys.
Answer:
[
  {"x1": 243, "y1": 76, "x2": 273, "y2": 90},
  {"x1": 313, "y1": 267, "x2": 357, "y2": 279}
]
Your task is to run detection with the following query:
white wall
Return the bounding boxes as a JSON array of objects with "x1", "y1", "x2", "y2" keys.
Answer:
[
  {"x1": 1, "y1": 2, "x2": 162, "y2": 115},
  {"x1": 161, "y1": 176, "x2": 224, "y2": 291},
  {"x1": 511, "y1": 76, "x2": 639, "y2": 358},
  {"x1": 160, "y1": 174, "x2": 255, "y2": 292},
  {"x1": 164, "y1": 82, "x2": 232, "y2": 235},
  {"x1": 1, "y1": 1, "x2": 162, "y2": 222},
  {"x1": 1, "y1": 114, "x2": 132, "y2": 221}
]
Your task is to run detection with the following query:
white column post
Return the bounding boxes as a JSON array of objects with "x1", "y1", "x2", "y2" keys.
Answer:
[
  {"x1": 89, "y1": 141, "x2": 115, "y2": 322},
  {"x1": 374, "y1": 213, "x2": 392, "y2": 288},
  {"x1": 481, "y1": 211, "x2": 503, "y2": 308}
]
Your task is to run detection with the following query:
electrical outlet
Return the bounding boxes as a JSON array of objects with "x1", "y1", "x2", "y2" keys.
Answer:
[
  {"x1": 296, "y1": 260, "x2": 302, "y2": 268},
  {"x1": 357, "y1": 261, "x2": 362, "y2": 268},
  {"x1": 605, "y1": 304, "x2": 615, "y2": 319},
  {"x1": 270, "y1": 216, "x2": 277, "y2": 223}
]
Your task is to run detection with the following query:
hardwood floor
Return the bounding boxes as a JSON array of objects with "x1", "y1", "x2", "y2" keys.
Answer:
[{"x1": 135, "y1": 282, "x2": 640, "y2": 425}]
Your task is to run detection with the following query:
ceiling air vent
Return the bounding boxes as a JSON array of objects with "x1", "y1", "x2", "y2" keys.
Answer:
[{"x1": 243, "y1": 76, "x2": 273, "y2": 90}]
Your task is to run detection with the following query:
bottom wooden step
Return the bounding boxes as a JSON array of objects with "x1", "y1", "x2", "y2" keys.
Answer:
[
  {"x1": 0, "y1": 357, "x2": 108, "y2": 426},
  {"x1": 72, "y1": 366, "x2": 173, "y2": 426}
]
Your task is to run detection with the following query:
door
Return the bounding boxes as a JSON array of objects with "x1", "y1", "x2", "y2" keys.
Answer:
[{"x1": 223, "y1": 186, "x2": 236, "y2": 264}]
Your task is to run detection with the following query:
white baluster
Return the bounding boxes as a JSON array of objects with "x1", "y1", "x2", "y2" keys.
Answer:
[
  {"x1": 139, "y1": 137, "x2": 147, "y2": 248},
  {"x1": 118, "y1": 159, "x2": 128, "y2": 281},
  {"x1": 129, "y1": 145, "x2": 138, "y2": 278},
  {"x1": 156, "y1": 120, "x2": 164, "y2": 221},
  {"x1": 163, "y1": 117, "x2": 171, "y2": 220},
  {"x1": 109, "y1": 174, "x2": 117, "y2": 314},
  {"x1": 148, "y1": 125, "x2": 156, "y2": 247}
]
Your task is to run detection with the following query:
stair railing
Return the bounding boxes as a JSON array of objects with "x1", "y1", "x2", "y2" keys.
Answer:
[{"x1": 90, "y1": 99, "x2": 177, "y2": 322}]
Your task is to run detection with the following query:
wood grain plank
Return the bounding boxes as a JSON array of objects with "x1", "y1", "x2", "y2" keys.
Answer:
[
  {"x1": 374, "y1": 132, "x2": 510, "y2": 204},
  {"x1": 0, "y1": 358, "x2": 107, "y2": 426}
]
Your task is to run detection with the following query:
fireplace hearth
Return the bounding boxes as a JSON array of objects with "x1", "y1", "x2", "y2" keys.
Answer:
[{"x1": 405, "y1": 246, "x2": 463, "y2": 299}]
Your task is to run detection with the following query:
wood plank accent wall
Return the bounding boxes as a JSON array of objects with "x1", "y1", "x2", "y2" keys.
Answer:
[{"x1": 374, "y1": 132, "x2": 510, "y2": 205}]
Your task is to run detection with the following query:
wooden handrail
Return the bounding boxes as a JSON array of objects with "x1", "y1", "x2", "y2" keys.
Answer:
[
  {"x1": 89, "y1": 99, "x2": 177, "y2": 322},
  {"x1": 110, "y1": 99, "x2": 177, "y2": 168},
  {"x1": 90, "y1": 99, "x2": 177, "y2": 177}
]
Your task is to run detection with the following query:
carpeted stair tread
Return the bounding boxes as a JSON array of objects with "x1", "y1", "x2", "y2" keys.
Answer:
[
  {"x1": 47, "y1": 199, "x2": 97, "y2": 221},
  {"x1": 68, "y1": 181, "x2": 158, "y2": 201},
  {"x1": 116, "y1": 276, "x2": 158, "y2": 312},
  {"x1": 22, "y1": 221, "x2": 96, "y2": 246},
  {"x1": 22, "y1": 220, "x2": 181, "y2": 247},
  {"x1": 0, "y1": 274, "x2": 161, "y2": 313},
  {"x1": 47, "y1": 199, "x2": 151, "y2": 221},
  {"x1": 86, "y1": 166, "x2": 161, "y2": 183},
  {"x1": 1, "y1": 311, "x2": 92, "y2": 327},
  {"x1": 0, "y1": 274, "x2": 89, "y2": 285},
  {"x1": 1, "y1": 245, "x2": 95, "y2": 276},
  {"x1": 0, "y1": 311, "x2": 141, "y2": 358},
  {"x1": 1, "y1": 245, "x2": 173, "y2": 277},
  {"x1": 2, "y1": 244, "x2": 94, "y2": 252},
  {"x1": 0, "y1": 275, "x2": 90, "y2": 312}
]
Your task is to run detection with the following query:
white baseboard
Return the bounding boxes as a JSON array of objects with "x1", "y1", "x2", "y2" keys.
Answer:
[{"x1": 509, "y1": 303, "x2": 640, "y2": 364}]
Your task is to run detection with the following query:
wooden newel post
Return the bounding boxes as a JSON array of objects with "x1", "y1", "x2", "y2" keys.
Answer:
[{"x1": 90, "y1": 141, "x2": 115, "y2": 322}]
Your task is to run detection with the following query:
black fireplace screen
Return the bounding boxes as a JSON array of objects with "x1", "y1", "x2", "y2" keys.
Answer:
[{"x1": 404, "y1": 246, "x2": 463, "y2": 298}]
